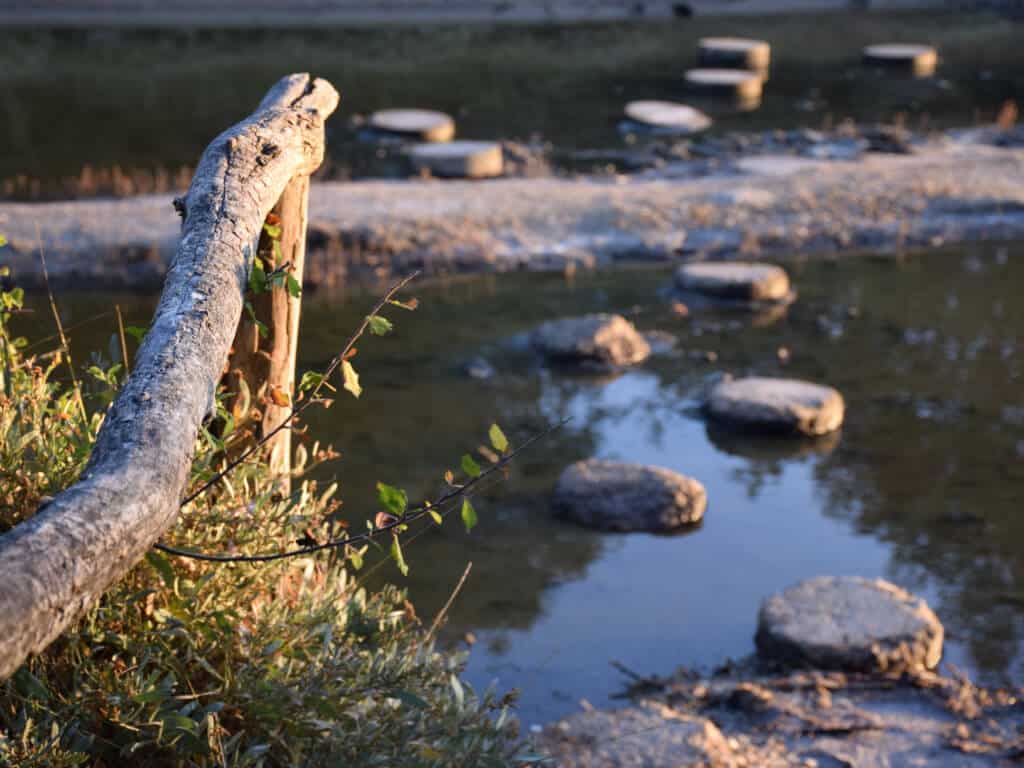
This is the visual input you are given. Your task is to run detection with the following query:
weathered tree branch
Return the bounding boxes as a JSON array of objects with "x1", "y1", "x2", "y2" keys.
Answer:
[{"x1": 0, "y1": 74, "x2": 338, "y2": 681}]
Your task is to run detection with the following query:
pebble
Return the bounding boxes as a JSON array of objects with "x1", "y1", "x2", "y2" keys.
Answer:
[
  {"x1": 698, "y1": 37, "x2": 771, "y2": 73},
  {"x1": 623, "y1": 100, "x2": 712, "y2": 135},
  {"x1": 862, "y1": 44, "x2": 938, "y2": 78}
]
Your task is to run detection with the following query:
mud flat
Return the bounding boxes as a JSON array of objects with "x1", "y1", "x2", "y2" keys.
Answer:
[{"x1": 1, "y1": 133, "x2": 1022, "y2": 289}]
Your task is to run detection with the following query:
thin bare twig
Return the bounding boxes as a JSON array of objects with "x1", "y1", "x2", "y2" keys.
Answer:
[
  {"x1": 114, "y1": 305, "x2": 130, "y2": 371},
  {"x1": 427, "y1": 562, "x2": 473, "y2": 642},
  {"x1": 154, "y1": 418, "x2": 565, "y2": 563},
  {"x1": 36, "y1": 226, "x2": 88, "y2": 425}
]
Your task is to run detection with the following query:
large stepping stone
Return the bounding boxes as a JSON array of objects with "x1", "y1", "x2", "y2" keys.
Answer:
[
  {"x1": 409, "y1": 141, "x2": 504, "y2": 179},
  {"x1": 757, "y1": 576, "x2": 944, "y2": 672},
  {"x1": 685, "y1": 68, "x2": 763, "y2": 110},
  {"x1": 623, "y1": 100, "x2": 712, "y2": 135},
  {"x1": 698, "y1": 36, "x2": 771, "y2": 72},
  {"x1": 706, "y1": 377, "x2": 845, "y2": 436},
  {"x1": 531, "y1": 313, "x2": 650, "y2": 367},
  {"x1": 675, "y1": 261, "x2": 792, "y2": 303},
  {"x1": 539, "y1": 705, "x2": 732, "y2": 767},
  {"x1": 553, "y1": 459, "x2": 706, "y2": 532},
  {"x1": 863, "y1": 44, "x2": 938, "y2": 78},
  {"x1": 368, "y1": 108, "x2": 456, "y2": 142}
]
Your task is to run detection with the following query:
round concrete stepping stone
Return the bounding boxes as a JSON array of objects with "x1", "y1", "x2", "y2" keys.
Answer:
[
  {"x1": 553, "y1": 459, "x2": 707, "y2": 532},
  {"x1": 623, "y1": 100, "x2": 712, "y2": 135},
  {"x1": 698, "y1": 37, "x2": 771, "y2": 72},
  {"x1": 863, "y1": 44, "x2": 938, "y2": 78},
  {"x1": 531, "y1": 313, "x2": 650, "y2": 367},
  {"x1": 368, "y1": 108, "x2": 456, "y2": 142},
  {"x1": 706, "y1": 377, "x2": 845, "y2": 436},
  {"x1": 685, "y1": 69, "x2": 763, "y2": 109},
  {"x1": 409, "y1": 141, "x2": 503, "y2": 179},
  {"x1": 756, "y1": 576, "x2": 944, "y2": 672},
  {"x1": 675, "y1": 261, "x2": 792, "y2": 303}
]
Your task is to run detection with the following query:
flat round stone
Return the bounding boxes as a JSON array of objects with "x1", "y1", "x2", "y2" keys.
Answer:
[
  {"x1": 409, "y1": 140, "x2": 503, "y2": 179},
  {"x1": 553, "y1": 459, "x2": 707, "y2": 532},
  {"x1": 863, "y1": 44, "x2": 938, "y2": 77},
  {"x1": 624, "y1": 100, "x2": 712, "y2": 134},
  {"x1": 698, "y1": 37, "x2": 771, "y2": 71},
  {"x1": 756, "y1": 576, "x2": 945, "y2": 672},
  {"x1": 368, "y1": 109, "x2": 456, "y2": 142},
  {"x1": 675, "y1": 261, "x2": 791, "y2": 302},
  {"x1": 531, "y1": 313, "x2": 650, "y2": 367},
  {"x1": 707, "y1": 377, "x2": 845, "y2": 436},
  {"x1": 685, "y1": 68, "x2": 764, "y2": 107}
]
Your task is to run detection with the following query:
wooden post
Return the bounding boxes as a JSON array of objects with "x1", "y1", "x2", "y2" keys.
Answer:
[
  {"x1": 223, "y1": 174, "x2": 309, "y2": 490},
  {"x1": 0, "y1": 74, "x2": 338, "y2": 681}
]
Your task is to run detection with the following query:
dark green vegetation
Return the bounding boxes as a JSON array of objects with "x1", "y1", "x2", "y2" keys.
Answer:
[
  {"x1": 0, "y1": 267, "x2": 537, "y2": 766},
  {"x1": 1, "y1": 11, "x2": 1021, "y2": 197},
  {"x1": 32, "y1": 242, "x2": 1024, "y2": 724}
]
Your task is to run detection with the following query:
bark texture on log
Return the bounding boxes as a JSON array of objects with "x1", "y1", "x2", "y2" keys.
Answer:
[{"x1": 0, "y1": 74, "x2": 338, "y2": 681}]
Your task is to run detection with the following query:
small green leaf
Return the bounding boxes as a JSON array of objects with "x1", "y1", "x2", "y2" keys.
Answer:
[
  {"x1": 341, "y1": 360, "x2": 361, "y2": 398},
  {"x1": 377, "y1": 482, "x2": 408, "y2": 516},
  {"x1": 262, "y1": 222, "x2": 282, "y2": 239},
  {"x1": 124, "y1": 325, "x2": 148, "y2": 342},
  {"x1": 248, "y1": 259, "x2": 267, "y2": 294},
  {"x1": 299, "y1": 371, "x2": 324, "y2": 392},
  {"x1": 460, "y1": 498, "x2": 477, "y2": 533},
  {"x1": 286, "y1": 274, "x2": 301, "y2": 299},
  {"x1": 0, "y1": 235, "x2": 7, "y2": 248},
  {"x1": 390, "y1": 536, "x2": 409, "y2": 576},
  {"x1": 429, "y1": 509, "x2": 443, "y2": 525},
  {"x1": 367, "y1": 315, "x2": 393, "y2": 336},
  {"x1": 488, "y1": 423, "x2": 509, "y2": 453},
  {"x1": 461, "y1": 454, "x2": 481, "y2": 478}
]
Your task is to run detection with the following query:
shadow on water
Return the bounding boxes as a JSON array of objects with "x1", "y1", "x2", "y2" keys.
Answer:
[{"x1": 16, "y1": 241, "x2": 1024, "y2": 723}]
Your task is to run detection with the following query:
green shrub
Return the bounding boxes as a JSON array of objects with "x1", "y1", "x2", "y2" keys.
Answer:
[{"x1": 0, "y1": 271, "x2": 543, "y2": 767}]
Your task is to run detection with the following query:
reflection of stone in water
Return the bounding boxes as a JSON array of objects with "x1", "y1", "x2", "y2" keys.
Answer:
[{"x1": 706, "y1": 420, "x2": 840, "y2": 462}]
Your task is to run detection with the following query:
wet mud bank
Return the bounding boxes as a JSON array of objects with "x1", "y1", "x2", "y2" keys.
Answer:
[{"x1": 1, "y1": 131, "x2": 1022, "y2": 290}]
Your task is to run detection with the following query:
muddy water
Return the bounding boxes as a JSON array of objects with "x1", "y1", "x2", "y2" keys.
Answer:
[
  {"x1": 1, "y1": 12, "x2": 1022, "y2": 196},
  {"x1": 28, "y1": 241, "x2": 1024, "y2": 725}
]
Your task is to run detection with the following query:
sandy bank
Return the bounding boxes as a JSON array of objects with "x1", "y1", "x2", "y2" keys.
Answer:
[{"x1": 1, "y1": 134, "x2": 1022, "y2": 290}]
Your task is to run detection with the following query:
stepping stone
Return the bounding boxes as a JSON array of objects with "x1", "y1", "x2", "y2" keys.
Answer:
[
  {"x1": 685, "y1": 69, "x2": 763, "y2": 110},
  {"x1": 623, "y1": 100, "x2": 712, "y2": 135},
  {"x1": 553, "y1": 459, "x2": 706, "y2": 532},
  {"x1": 706, "y1": 377, "x2": 845, "y2": 436},
  {"x1": 756, "y1": 576, "x2": 944, "y2": 672},
  {"x1": 409, "y1": 141, "x2": 503, "y2": 179},
  {"x1": 531, "y1": 313, "x2": 650, "y2": 367},
  {"x1": 368, "y1": 108, "x2": 456, "y2": 142},
  {"x1": 862, "y1": 44, "x2": 938, "y2": 78},
  {"x1": 698, "y1": 37, "x2": 771, "y2": 72},
  {"x1": 540, "y1": 705, "x2": 732, "y2": 767},
  {"x1": 675, "y1": 261, "x2": 792, "y2": 303}
]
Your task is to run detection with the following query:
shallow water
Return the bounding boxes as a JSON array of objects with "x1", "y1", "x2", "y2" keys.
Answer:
[
  {"x1": 1, "y1": 12, "x2": 1021, "y2": 195},
  {"x1": 26, "y1": 242, "x2": 1024, "y2": 725}
]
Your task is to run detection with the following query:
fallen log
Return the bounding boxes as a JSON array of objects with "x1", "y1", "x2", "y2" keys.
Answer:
[{"x1": 0, "y1": 73, "x2": 338, "y2": 680}]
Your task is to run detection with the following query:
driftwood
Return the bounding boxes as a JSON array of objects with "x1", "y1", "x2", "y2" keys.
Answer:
[{"x1": 0, "y1": 74, "x2": 338, "y2": 681}]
